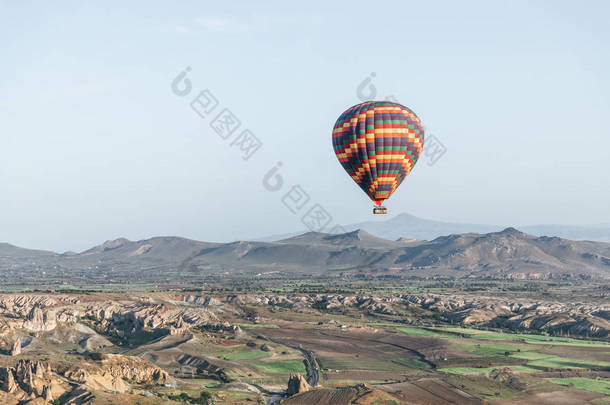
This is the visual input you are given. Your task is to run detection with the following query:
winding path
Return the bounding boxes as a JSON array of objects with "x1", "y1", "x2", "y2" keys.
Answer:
[{"x1": 248, "y1": 331, "x2": 319, "y2": 386}]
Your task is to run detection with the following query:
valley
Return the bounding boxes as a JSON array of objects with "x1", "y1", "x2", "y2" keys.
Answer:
[
  {"x1": 0, "y1": 285, "x2": 608, "y2": 404},
  {"x1": 1, "y1": 229, "x2": 609, "y2": 403}
]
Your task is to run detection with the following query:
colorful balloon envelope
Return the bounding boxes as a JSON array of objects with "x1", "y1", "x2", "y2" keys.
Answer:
[{"x1": 332, "y1": 101, "x2": 424, "y2": 213}]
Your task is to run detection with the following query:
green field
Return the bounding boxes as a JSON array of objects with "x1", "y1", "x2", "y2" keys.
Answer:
[
  {"x1": 527, "y1": 355, "x2": 610, "y2": 371},
  {"x1": 397, "y1": 327, "x2": 447, "y2": 337},
  {"x1": 547, "y1": 377, "x2": 610, "y2": 395},
  {"x1": 318, "y1": 356, "x2": 407, "y2": 372},
  {"x1": 398, "y1": 325, "x2": 610, "y2": 349},
  {"x1": 435, "y1": 327, "x2": 610, "y2": 347},
  {"x1": 391, "y1": 357, "x2": 432, "y2": 370},
  {"x1": 223, "y1": 350, "x2": 270, "y2": 360},
  {"x1": 452, "y1": 341, "x2": 533, "y2": 356},
  {"x1": 510, "y1": 351, "x2": 554, "y2": 360},
  {"x1": 235, "y1": 323, "x2": 280, "y2": 329},
  {"x1": 394, "y1": 326, "x2": 610, "y2": 376},
  {"x1": 439, "y1": 365, "x2": 540, "y2": 375},
  {"x1": 250, "y1": 360, "x2": 307, "y2": 374},
  {"x1": 187, "y1": 379, "x2": 222, "y2": 388}
]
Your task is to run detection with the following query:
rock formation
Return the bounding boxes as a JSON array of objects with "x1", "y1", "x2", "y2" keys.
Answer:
[
  {"x1": 10, "y1": 338, "x2": 21, "y2": 356},
  {"x1": 42, "y1": 384, "x2": 52, "y2": 402},
  {"x1": 62, "y1": 353, "x2": 172, "y2": 393},
  {"x1": 23, "y1": 306, "x2": 56, "y2": 332},
  {"x1": 0, "y1": 291, "x2": 608, "y2": 340},
  {"x1": 0, "y1": 355, "x2": 172, "y2": 403},
  {"x1": 0, "y1": 360, "x2": 66, "y2": 403},
  {"x1": 287, "y1": 374, "x2": 311, "y2": 395}
]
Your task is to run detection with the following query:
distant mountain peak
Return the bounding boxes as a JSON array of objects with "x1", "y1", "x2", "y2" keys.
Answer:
[
  {"x1": 99, "y1": 237, "x2": 130, "y2": 250},
  {"x1": 103, "y1": 237, "x2": 130, "y2": 245},
  {"x1": 79, "y1": 237, "x2": 132, "y2": 255},
  {"x1": 329, "y1": 229, "x2": 387, "y2": 242},
  {"x1": 496, "y1": 227, "x2": 530, "y2": 237},
  {"x1": 278, "y1": 231, "x2": 326, "y2": 243},
  {"x1": 342, "y1": 229, "x2": 373, "y2": 240},
  {"x1": 258, "y1": 211, "x2": 610, "y2": 244}
]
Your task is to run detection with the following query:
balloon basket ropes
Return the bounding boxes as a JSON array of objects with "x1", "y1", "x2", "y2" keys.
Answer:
[{"x1": 373, "y1": 206, "x2": 388, "y2": 215}]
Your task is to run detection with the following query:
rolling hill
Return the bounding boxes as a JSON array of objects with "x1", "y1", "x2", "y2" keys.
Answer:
[{"x1": 1, "y1": 228, "x2": 609, "y2": 283}]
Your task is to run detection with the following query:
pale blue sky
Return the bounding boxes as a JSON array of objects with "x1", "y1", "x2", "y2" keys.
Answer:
[{"x1": 1, "y1": 0, "x2": 609, "y2": 252}]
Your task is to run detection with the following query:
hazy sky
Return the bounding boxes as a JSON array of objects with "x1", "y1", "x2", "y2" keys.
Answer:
[{"x1": 1, "y1": 1, "x2": 609, "y2": 252}]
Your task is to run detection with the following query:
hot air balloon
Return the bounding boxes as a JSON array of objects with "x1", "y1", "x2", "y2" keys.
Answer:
[{"x1": 332, "y1": 101, "x2": 424, "y2": 214}]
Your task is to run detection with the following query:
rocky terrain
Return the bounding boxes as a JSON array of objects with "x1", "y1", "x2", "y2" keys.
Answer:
[
  {"x1": 0, "y1": 291, "x2": 607, "y2": 354},
  {"x1": 0, "y1": 355, "x2": 171, "y2": 404},
  {"x1": 231, "y1": 292, "x2": 610, "y2": 339},
  {"x1": 0, "y1": 294, "x2": 237, "y2": 403},
  {"x1": 0, "y1": 294, "x2": 230, "y2": 346},
  {"x1": 0, "y1": 291, "x2": 607, "y2": 404}
]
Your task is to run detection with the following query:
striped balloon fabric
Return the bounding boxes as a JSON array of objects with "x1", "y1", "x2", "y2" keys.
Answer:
[{"x1": 332, "y1": 101, "x2": 424, "y2": 206}]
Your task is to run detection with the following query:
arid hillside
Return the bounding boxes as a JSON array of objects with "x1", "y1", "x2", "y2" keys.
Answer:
[
  {"x1": 0, "y1": 290, "x2": 608, "y2": 404},
  {"x1": 2, "y1": 228, "x2": 610, "y2": 285}
]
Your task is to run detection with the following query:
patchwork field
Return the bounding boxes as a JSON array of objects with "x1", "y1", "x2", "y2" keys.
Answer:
[
  {"x1": 250, "y1": 360, "x2": 308, "y2": 374},
  {"x1": 0, "y1": 289, "x2": 608, "y2": 404},
  {"x1": 547, "y1": 377, "x2": 610, "y2": 395}
]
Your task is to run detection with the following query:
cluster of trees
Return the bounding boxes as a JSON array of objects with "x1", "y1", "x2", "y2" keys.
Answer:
[{"x1": 164, "y1": 390, "x2": 212, "y2": 404}]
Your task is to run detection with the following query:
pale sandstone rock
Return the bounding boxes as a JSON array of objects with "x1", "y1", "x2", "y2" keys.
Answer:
[
  {"x1": 287, "y1": 374, "x2": 311, "y2": 396},
  {"x1": 10, "y1": 338, "x2": 21, "y2": 356}
]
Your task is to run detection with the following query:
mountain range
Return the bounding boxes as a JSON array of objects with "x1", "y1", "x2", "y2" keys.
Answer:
[
  {"x1": 1, "y1": 227, "x2": 610, "y2": 284},
  {"x1": 258, "y1": 212, "x2": 610, "y2": 243}
]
